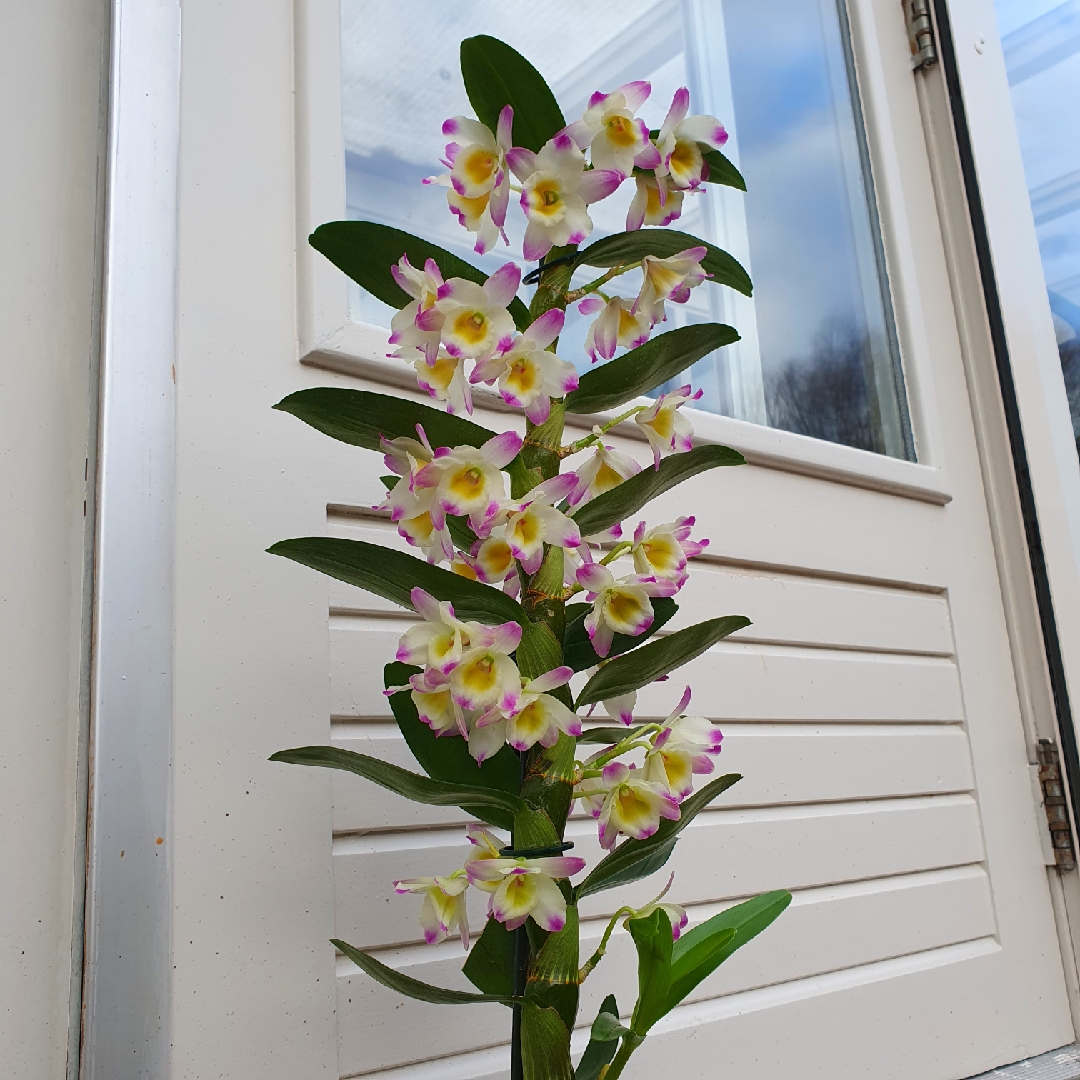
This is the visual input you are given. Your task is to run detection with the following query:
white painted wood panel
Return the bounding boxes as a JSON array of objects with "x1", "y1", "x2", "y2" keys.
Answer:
[
  {"x1": 330, "y1": 722, "x2": 974, "y2": 832},
  {"x1": 330, "y1": 621, "x2": 965, "y2": 722},
  {"x1": 333, "y1": 795, "x2": 984, "y2": 948},
  {"x1": 334, "y1": 866, "x2": 995, "y2": 1075}
]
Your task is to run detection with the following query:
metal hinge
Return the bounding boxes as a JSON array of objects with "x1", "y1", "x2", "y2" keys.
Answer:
[
  {"x1": 903, "y1": 0, "x2": 938, "y2": 71},
  {"x1": 1037, "y1": 739, "x2": 1077, "y2": 872}
]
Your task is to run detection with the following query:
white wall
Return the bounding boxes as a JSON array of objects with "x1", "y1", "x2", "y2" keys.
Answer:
[{"x1": 0, "y1": 2, "x2": 109, "y2": 1076}]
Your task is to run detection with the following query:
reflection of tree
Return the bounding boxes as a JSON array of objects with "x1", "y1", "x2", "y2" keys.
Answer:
[
  {"x1": 763, "y1": 317, "x2": 883, "y2": 454},
  {"x1": 1060, "y1": 339, "x2": 1080, "y2": 461}
]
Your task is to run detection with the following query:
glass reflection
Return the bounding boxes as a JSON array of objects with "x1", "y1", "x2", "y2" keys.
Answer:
[
  {"x1": 340, "y1": 0, "x2": 914, "y2": 459},
  {"x1": 994, "y1": 0, "x2": 1080, "y2": 461}
]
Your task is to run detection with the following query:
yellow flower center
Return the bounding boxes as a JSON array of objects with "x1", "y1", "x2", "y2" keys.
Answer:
[
  {"x1": 511, "y1": 510, "x2": 542, "y2": 549},
  {"x1": 451, "y1": 560, "x2": 478, "y2": 580},
  {"x1": 479, "y1": 539, "x2": 513, "y2": 575},
  {"x1": 605, "y1": 113, "x2": 637, "y2": 148},
  {"x1": 462, "y1": 147, "x2": 497, "y2": 186},
  {"x1": 448, "y1": 465, "x2": 485, "y2": 500},
  {"x1": 669, "y1": 138, "x2": 701, "y2": 180},
  {"x1": 506, "y1": 357, "x2": 540, "y2": 397},
  {"x1": 529, "y1": 177, "x2": 565, "y2": 220},
  {"x1": 453, "y1": 309, "x2": 490, "y2": 346},
  {"x1": 514, "y1": 700, "x2": 547, "y2": 740},
  {"x1": 606, "y1": 590, "x2": 646, "y2": 628},
  {"x1": 615, "y1": 785, "x2": 652, "y2": 824},
  {"x1": 647, "y1": 407, "x2": 675, "y2": 441},
  {"x1": 593, "y1": 460, "x2": 624, "y2": 493},
  {"x1": 460, "y1": 654, "x2": 496, "y2": 693}
]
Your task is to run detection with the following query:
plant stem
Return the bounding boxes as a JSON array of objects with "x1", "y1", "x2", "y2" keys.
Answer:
[
  {"x1": 577, "y1": 907, "x2": 634, "y2": 982},
  {"x1": 564, "y1": 261, "x2": 640, "y2": 304},
  {"x1": 603, "y1": 1032, "x2": 646, "y2": 1080},
  {"x1": 559, "y1": 406, "x2": 648, "y2": 458}
]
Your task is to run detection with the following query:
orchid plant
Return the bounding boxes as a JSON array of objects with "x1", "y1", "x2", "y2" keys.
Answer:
[{"x1": 270, "y1": 35, "x2": 790, "y2": 1080}]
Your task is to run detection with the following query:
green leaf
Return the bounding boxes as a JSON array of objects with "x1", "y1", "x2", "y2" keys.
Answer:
[
  {"x1": 628, "y1": 908, "x2": 673, "y2": 1034},
  {"x1": 666, "y1": 891, "x2": 790, "y2": 1010},
  {"x1": 521, "y1": 1002, "x2": 574, "y2": 1080},
  {"x1": 589, "y1": 1011, "x2": 631, "y2": 1042},
  {"x1": 576, "y1": 725, "x2": 650, "y2": 745},
  {"x1": 459, "y1": 36, "x2": 565, "y2": 154},
  {"x1": 575, "y1": 229, "x2": 753, "y2": 297},
  {"x1": 462, "y1": 916, "x2": 516, "y2": 997},
  {"x1": 575, "y1": 996, "x2": 621, "y2": 1080},
  {"x1": 702, "y1": 148, "x2": 746, "y2": 191},
  {"x1": 274, "y1": 387, "x2": 499, "y2": 454},
  {"x1": 576, "y1": 616, "x2": 750, "y2": 707},
  {"x1": 309, "y1": 220, "x2": 530, "y2": 328},
  {"x1": 385, "y1": 662, "x2": 519, "y2": 831},
  {"x1": 517, "y1": 618, "x2": 565, "y2": 681},
  {"x1": 563, "y1": 597, "x2": 678, "y2": 673},
  {"x1": 564, "y1": 325, "x2": 739, "y2": 415},
  {"x1": 570, "y1": 444, "x2": 745, "y2": 538},
  {"x1": 270, "y1": 745, "x2": 524, "y2": 817},
  {"x1": 333, "y1": 938, "x2": 514, "y2": 1006},
  {"x1": 268, "y1": 537, "x2": 525, "y2": 625},
  {"x1": 574, "y1": 773, "x2": 741, "y2": 900}
]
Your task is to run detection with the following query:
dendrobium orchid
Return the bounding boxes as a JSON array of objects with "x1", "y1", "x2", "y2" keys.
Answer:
[
  {"x1": 470, "y1": 308, "x2": 578, "y2": 423},
  {"x1": 654, "y1": 87, "x2": 731, "y2": 193},
  {"x1": 507, "y1": 134, "x2": 621, "y2": 261},
  {"x1": 625, "y1": 874, "x2": 689, "y2": 940},
  {"x1": 426, "y1": 106, "x2": 514, "y2": 255},
  {"x1": 466, "y1": 853, "x2": 586, "y2": 932},
  {"x1": 626, "y1": 174, "x2": 685, "y2": 231},
  {"x1": 576, "y1": 560, "x2": 679, "y2": 659},
  {"x1": 475, "y1": 666, "x2": 581, "y2": 752},
  {"x1": 636, "y1": 384, "x2": 703, "y2": 467},
  {"x1": 449, "y1": 621, "x2": 524, "y2": 713},
  {"x1": 417, "y1": 429, "x2": 523, "y2": 534},
  {"x1": 433, "y1": 262, "x2": 520, "y2": 361},
  {"x1": 642, "y1": 687, "x2": 724, "y2": 800},
  {"x1": 579, "y1": 296, "x2": 653, "y2": 363},
  {"x1": 632, "y1": 516, "x2": 709, "y2": 586},
  {"x1": 493, "y1": 473, "x2": 582, "y2": 575},
  {"x1": 633, "y1": 247, "x2": 711, "y2": 326},
  {"x1": 388, "y1": 255, "x2": 445, "y2": 363},
  {"x1": 393, "y1": 870, "x2": 471, "y2": 948},
  {"x1": 272, "y1": 40, "x2": 790, "y2": 1080},
  {"x1": 567, "y1": 438, "x2": 642, "y2": 506},
  {"x1": 577, "y1": 761, "x2": 681, "y2": 850},
  {"x1": 564, "y1": 82, "x2": 661, "y2": 178}
]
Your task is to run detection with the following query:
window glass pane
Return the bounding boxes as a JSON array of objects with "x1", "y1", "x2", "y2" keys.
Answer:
[
  {"x1": 993, "y1": 0, "x2": 1080, "y2": 462},
  {"x1": 340, "y1": 0, "x2": 914, "y2": 459}
]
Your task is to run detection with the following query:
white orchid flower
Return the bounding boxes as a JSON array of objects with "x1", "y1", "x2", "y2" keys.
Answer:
[
  {"x1": 434, "y1": 262, "x2": 520, "y2": 361},
  {"x1": 507, "y1": 133, "x2": 622, "y2": 261},
  {"x1": 471, "y1": 308, "x2": 578, "y2": 424},
  {"x1": 563, "y1": 81, "x2": 662, "y2": 177},
  {"x1": 449, "y1": 621, "x2": 524, "y2": 713},
  {"x1": 655, "y1": 87, "x2": 730, "y2": 193},
  {"x1": 601, "y1": 690, "x2": 637, "y2": 726},
  {"x1": 635, "y1": 384, "x2": 702, "y2": 468},
  {"x1": 397, "y1": 506, "x2": 456, "y2": 564},
  {"x1": 626, "y1": 174, "x2": 686, "y2": 231},
  {"x1": 632, "y1": 247, "x2": 710, "y2": 326},
  {"x1": 643, "y1": 686, "x2": 724, "y2": 800},
  {"x1": 396, "y1": 588, "x2": 474, "y2": 674},
  {"x1": 393, "y1": 346, "x2": 472, "y2": 416},
  {"x1": 424, "y1": 106, "x2": 514, "y2": 255},
  {"x1": 415, "y1": 430, "x2": 523, "y2": 534},
  {"x1": 567, "y1": 438, "x2": 642, "y2": 507},
  {"x1": 632, "y1": 515, "x2": 708, "y2": 586},
  {"x1": 387, "y1": 256, "x2": 446, "y2": 363},
  {"x1": 576, "y1": 760, "x2": 680, "y2": 850},
  {"x1": 378, "y1": 429, "x2": 435, "y2": 522},
  {"x1": 466, "y1": 853, "x2": 586, "y2": 932},
  {"x1": 474, "y1": 666, "x2": 580, "y2": 752},
  {"x1": 393, "y1": 869, "x2": 471, "y2": 948},
  {"x1": 409, "y1": 674, "x2": 461, "y2": 737},
  {"x1": 624, "y1": 873, "x2": 689, "y2": 939},
  {"x1": 471, "y1": 524, "x2": 516, "y2": 588},
  {"x1": 575, "y1": 559, "x2": 679, "y2": 659},
  {"x1": 578, "y1": 296, "x2": 653, "y2": 363},
  {"x1": 463, "y1": 824, "x2": 507, "y2": 891},
  {"x1": 487, "y1": 473, "x2": 581, "y2": 576}
]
